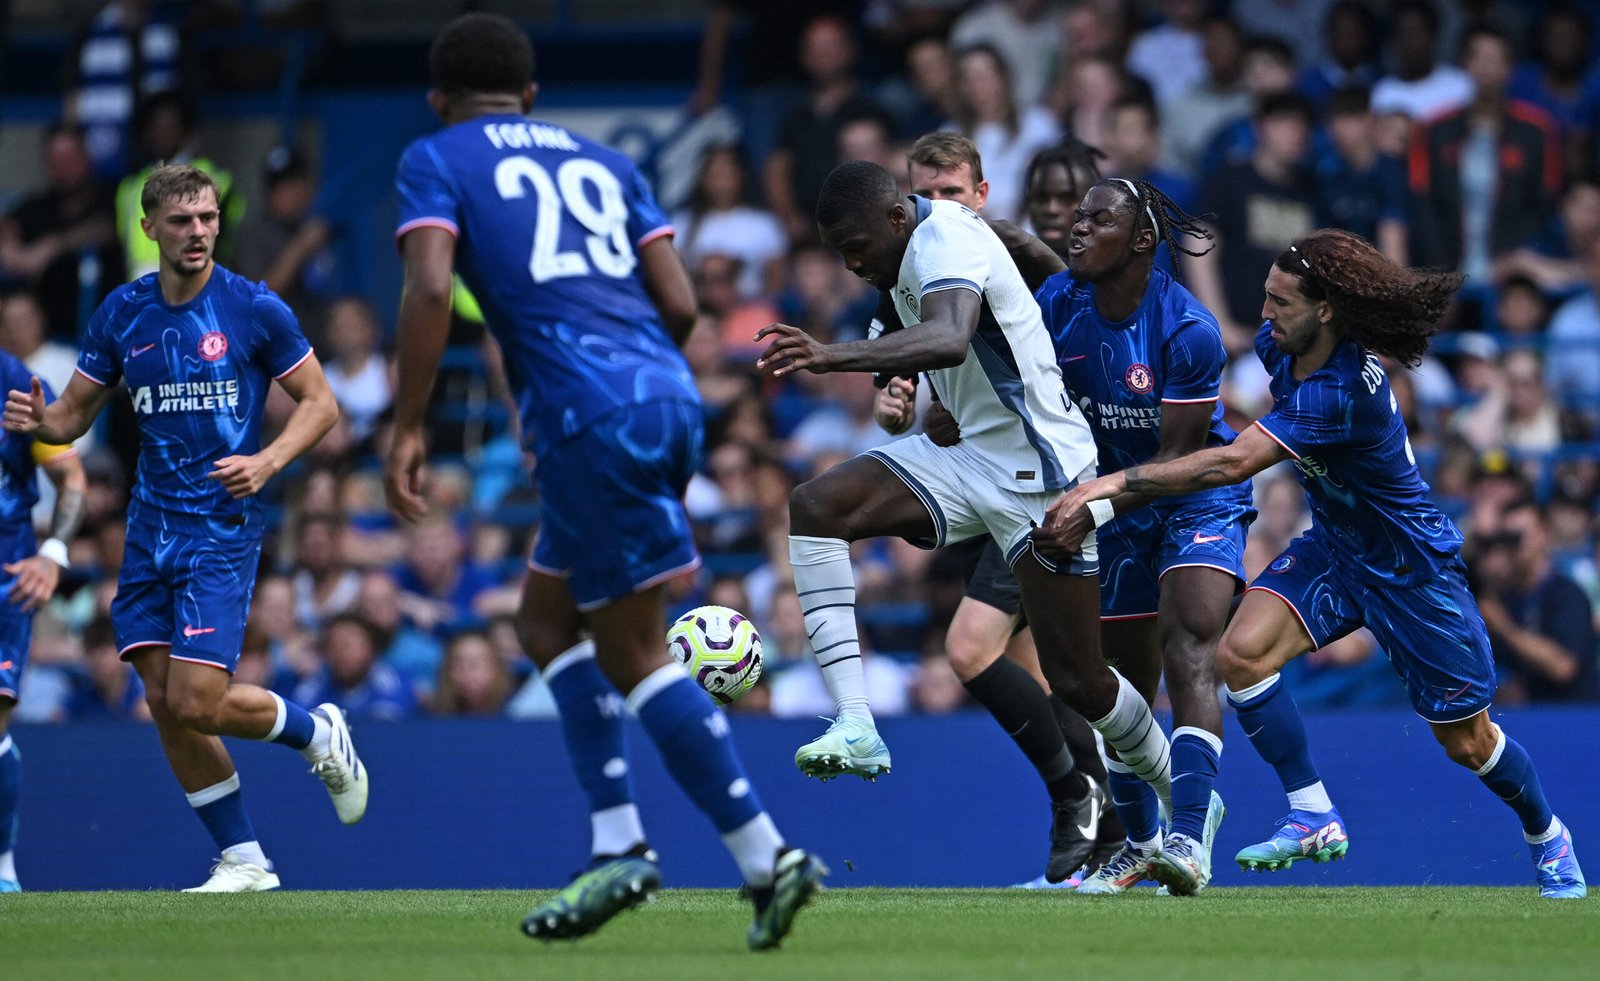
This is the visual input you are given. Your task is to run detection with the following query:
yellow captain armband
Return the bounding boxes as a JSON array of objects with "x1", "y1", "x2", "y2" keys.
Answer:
[{"x1": 31, "y1": 441, "x2": 74, "y2": 465}]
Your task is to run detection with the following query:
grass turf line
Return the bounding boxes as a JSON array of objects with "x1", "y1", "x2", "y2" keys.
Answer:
[{"x1": 5, "y1": 887, "x2": 1596, "y2": 980}]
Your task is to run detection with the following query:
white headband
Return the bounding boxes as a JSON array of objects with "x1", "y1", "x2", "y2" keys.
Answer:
[{"x1": 1113, "y1": 178, "x2": 1159, "y2": 238}]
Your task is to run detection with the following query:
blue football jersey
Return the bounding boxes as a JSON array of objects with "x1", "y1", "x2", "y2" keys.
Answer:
[
  {"x1": 394, "y1": 114, "x2": 698, "y2": 455},
  {"x1": 77, "y1": 266, "x2": 312, "y2": 534},
  {"x1": 1036, "y1": 268, "x2": 1238, "y2": 500},
  {"x1": 0, "y1": 352, "x2": 70, "y2": 529},
  {"x1": 1253, "y1": 322, "x2": 1462, "y2": 586}
]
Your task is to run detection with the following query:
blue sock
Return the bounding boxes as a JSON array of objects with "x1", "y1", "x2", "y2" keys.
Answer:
[
  {"x1": 544, "y1": 643, "x2": 635, "y2": 814},
  {"x1": 0, "y1": 735, "x2": 19, "y2": 862},
  {"x1": 265, "y1": 692, "x2": 315, "y2": 751},
  {"x1": 1107, "y1": 762, "x2": 1162, "y2": 845},
  {"x1": 628, "y1": 664, "x2": 763, "y2": 834},
  {"x1": 1477, "y1": 728, "x2": 1555, "y2": 837},
  {"x1": 186, "y1": 774, "x2": 259, "y2": 852},
  {"x1": 1169, "y1": 727, "x2": 1221, "y2": 839},
  {"x1": 1228, "y1": 674, "x2": 1322, "y2": 795}
]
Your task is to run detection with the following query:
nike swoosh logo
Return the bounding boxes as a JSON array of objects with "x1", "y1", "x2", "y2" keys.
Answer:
[
  {"x1": 844, "y1": 736, "x2": 866, "y2": 746},
  {"x1": 807, "y1": 622, "x2": 824, "y2": 640},
  {"x1": 130, "y1": 343, "x2": 157, "y2": 358},
  {"x1": 1063, "y1": 355, "x2": 1088, "y2": 362},
  {"x1": 1242, "y1": 725, "x2": 1263, "y2": 737},
  {"x1": 183, "y1": 625, "x2": 217, "y2": 637},
  {"x1": 1076, "y1": 795, "x2": 1101, "y2": 839},
  {"x1": 1193, "y1": 533, "x2": 1226, "y2": 544}
]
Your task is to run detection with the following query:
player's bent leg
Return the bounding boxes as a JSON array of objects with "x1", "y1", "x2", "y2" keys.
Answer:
[
  {"x1": 0, "y1": 702, "x2": 19, "y2": 892},
  {"x1": 1219, "y1": 591, "x2": 1349, "y2": 874},
  {"x1": 1093, "y1": 619, "x2": 1164, "y2": 882},
  {"x1": 1431, "y1": 712, "x2": 1586, "y2": 898},
  {"x1": 129, "y1": 649, "x2": 278, "y2": 889},
  {"x1": 788, "y1": 455, "x2": 933, "y2": 776}
]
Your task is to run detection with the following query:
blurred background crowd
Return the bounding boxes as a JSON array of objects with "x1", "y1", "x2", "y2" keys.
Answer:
[{"x1": 1, "y1": 0, "x2": 1597, "y2": 727}]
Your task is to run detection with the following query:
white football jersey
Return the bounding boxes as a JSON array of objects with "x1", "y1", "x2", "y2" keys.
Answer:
[{"x1": 889, "y1": 198, "x2": 1097, "y2": 491}]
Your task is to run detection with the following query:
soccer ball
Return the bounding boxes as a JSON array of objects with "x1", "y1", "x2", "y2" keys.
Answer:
[{"x1": 667, "y1": 605, "x2": 763, "y2": 704}]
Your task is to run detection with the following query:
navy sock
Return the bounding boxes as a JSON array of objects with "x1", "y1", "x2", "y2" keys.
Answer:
[
  {"x1": 1107, "y1": 762, "x2": 1161, "y2": 844},
  {"x1": 545, "y1": 644, "x2": 635, "y2": 814},
  {"x1": 962, "y1": 657, "x2": 1085, "y2": 801},
  {"x1": 629, "y1": 665, "x2": 763, "y2": 834},
  {"x1": 1477, "y1": 729, "x2": 1555, "y2": 837},
  {"x1": 186, "y1": 775, "x2": 258, "y2": 852},
  {"x1": 0, "y1": 735, "x2": 19, "y2": 859},
  {"x1": 266, "y1": 692, "x2": 316, "y2": 751},
  {"x1": 1169, "y1": 727, "x2": 1221, "y2": 839},
  {"x1": 1228, "y1": 674, "x2": 1322, "y2": 794}
]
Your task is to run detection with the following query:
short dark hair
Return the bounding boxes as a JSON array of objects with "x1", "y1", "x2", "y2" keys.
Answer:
[
  {"x1": 1242, "y1": 35, "x2": 1296, "y2": 67},
  {"x1": 1394, "y1": 0, "x2": 1441, "y2": 36},
  {"x1": 430, "y1": 13, "x2": 534, "y2": 97},
  {"x1": 816, "y1": 160, "x2": 901, "y2": 230},
  {"x1": 1326, "y1": 85, "x2": 1372, "y2": 117},
  {"x1": 1255, "y1": 90, "x2": 1317, "y2": 125}
]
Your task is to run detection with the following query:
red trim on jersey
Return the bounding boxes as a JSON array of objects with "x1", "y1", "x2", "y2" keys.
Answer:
[
  {"x1": 75, "y1": 366, "x2": 109, "y2": 387},
  {"x1": 274, "y1": 348, "x2": 314, "y2": 380},
  {"x1": 1160, "y1": 396, "x2": 1219, "y2": 405},
  {"x1": 395, "y1": 218, "x2": 460, "y2": 252},
  {"x1": 636, "y1": 225, "x2": 676, "y2": 248},
  {"x1": 1253, "y1": 420, "x2": 1301, "y2": 461}
]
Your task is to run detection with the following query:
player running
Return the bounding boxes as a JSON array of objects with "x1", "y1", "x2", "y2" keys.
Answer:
[
  {"x1": 868, "y1": 136, "x2": 1117, "y2": 886},
  {"x1": 0, "y1": 343, "x2": 86, "y2": 893},
  {"x1": 386, "y1": 14, "x2": 823, "y2": 949},
  {"x1": 3, "y1": 164, "x2": 365, "y2": 893},
  {"x1": 1050, "y1": 229, "x2": 1586, "y2": 899},
  {"x1": 757, "y1": 161, "x2": 1174, "y2": 833}
]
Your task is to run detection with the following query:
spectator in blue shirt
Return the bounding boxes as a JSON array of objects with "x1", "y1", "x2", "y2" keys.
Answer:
[
  {"x1": 293, "y1": 613, "x2": 417, "y2": 721},
  {"x1": 1314, "y1": 86, "x2": 1409, "y2": 265}
]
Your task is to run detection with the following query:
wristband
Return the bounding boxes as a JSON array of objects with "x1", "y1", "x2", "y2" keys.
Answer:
[
  {"x1": 1085, "y1": 499, "x2": 1116, "y2": 529},
  {"x1": 37, "y1": 537, "x2": 69, "y2": 568}
]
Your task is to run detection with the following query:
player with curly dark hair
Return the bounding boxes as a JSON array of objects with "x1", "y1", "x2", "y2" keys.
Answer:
[{"x1": 1047, "y1": 231, "x2": 1587, "y2": 899}]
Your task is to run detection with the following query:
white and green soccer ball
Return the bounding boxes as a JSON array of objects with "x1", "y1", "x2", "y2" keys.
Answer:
[{"x1": 667, "y1": 605, "x2": 764, "y2": 705}]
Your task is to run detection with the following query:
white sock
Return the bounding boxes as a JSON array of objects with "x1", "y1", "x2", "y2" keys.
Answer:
[
  {"x1": 303, "y1": 712, "x2": 333, "y2": 761},
  {"x1": 721, "y1": 812, "x2": 785, "y2": 888},
  {"x1": 222, "y1": 840, "x2": 270, "y2": 869},
  {"x1": 789, "y1": 536, "x2": 872, "y2": 724},
  {"x1": 1130, "y1": 836, "x2": 1162, "y2": 856},
  {"x1": 591, "y1": 803, "x2": 646, "y2": 858},
  {"x1": 1286, "y1": 781, "x2": 1334, "y2": 813},
  {"x1": 1525, "y1": 816, "x2": 1562, "y2": 845},
  {"x1": 0, "y1": 849, "x2": 15, "y2": 882},
  {"x1": 1089, "y1": 671, "x2": 1171, "y2": 807}
]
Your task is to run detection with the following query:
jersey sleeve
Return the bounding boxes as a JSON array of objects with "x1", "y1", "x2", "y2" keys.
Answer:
[
  {"x1": 1254, "y1": 370, "x2": 1352, "y2": 460},
  {"x1": 1253, "y1": 321, "x2": 1285, "y2": 375},
  {"x1": 75, "y1": 297, "x2": 122, "y2": 387},
  {"x1": 395, "y1": 139, "x2": 461, "y2": 242},
  {"x1": 1160, "y1": 311, "x2": 1225, "y2": 404},
  {"x1": 253, "y1": 291, "x2": 314, "y2": 378},
  {"x1": 623, "y1": 164, "x2": 674, "y2": 248},
  {"x1": 912, "y1": 212, "x2": 988, "y2": 302}
]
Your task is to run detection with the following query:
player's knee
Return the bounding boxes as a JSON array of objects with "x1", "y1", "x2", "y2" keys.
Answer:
[
  {"x1": 1433, "y1": 724, "x2": 1495, "y2": 770},
  {"x1": 167, "y1": 689, "x2": 222, "y2": 733},
  {"x1": 1215, "y1": 632, "x2": 1268, "y2": 689}
]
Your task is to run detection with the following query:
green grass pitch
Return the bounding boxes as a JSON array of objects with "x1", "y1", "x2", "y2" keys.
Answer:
[{"x1": 6, "y1": 887, "x2": 1596, "y2": 980}]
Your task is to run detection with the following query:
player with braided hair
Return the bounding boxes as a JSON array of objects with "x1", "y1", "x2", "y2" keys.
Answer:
[{"x1": 1049, "y1": 229, "x2": 1587, "y2": 899}]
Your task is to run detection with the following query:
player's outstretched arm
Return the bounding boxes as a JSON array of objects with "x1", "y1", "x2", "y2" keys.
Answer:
[
  {"x1": 986, "y1": 219, "x2": 1066, "y2": 292},
  {"x1": 212, "y1": 354, "x2": 338, "y2": 499},
  {"x1": 756, "y1": 288, "x2": 979, "y2": 377},
  {"x1": 1040, "y1": 423, "x2": 1288, "y2": 541},
  {"x1": 387, "y1": 225, "x2": 456, "y2": 522},
  {"x1": 5, "y1": 449, "x2": 88, "y2": 613},
  {"x1": 639, "y1": 236, "x2": 698, "y2": 347},
  {"x1": 3, "y1": 373, "x2": 112, "y2": 446}
]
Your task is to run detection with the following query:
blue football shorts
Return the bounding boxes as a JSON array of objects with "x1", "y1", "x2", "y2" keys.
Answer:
[
  {"x1": 1097, "y1": 488, "x2": 1256, "y2": 620},
  {"x1": 0, "y1": 522, "x2": 35, "y2": 700},
  {"x1": 530, "y1": 398, "x2": 703, "y2": 612},
  {"x1": 1248, "y1": 532, "x2": 1496, "y2": 723},
  {"x1": 113, "y1": 516, "x2": 262, "y2": 673}
]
